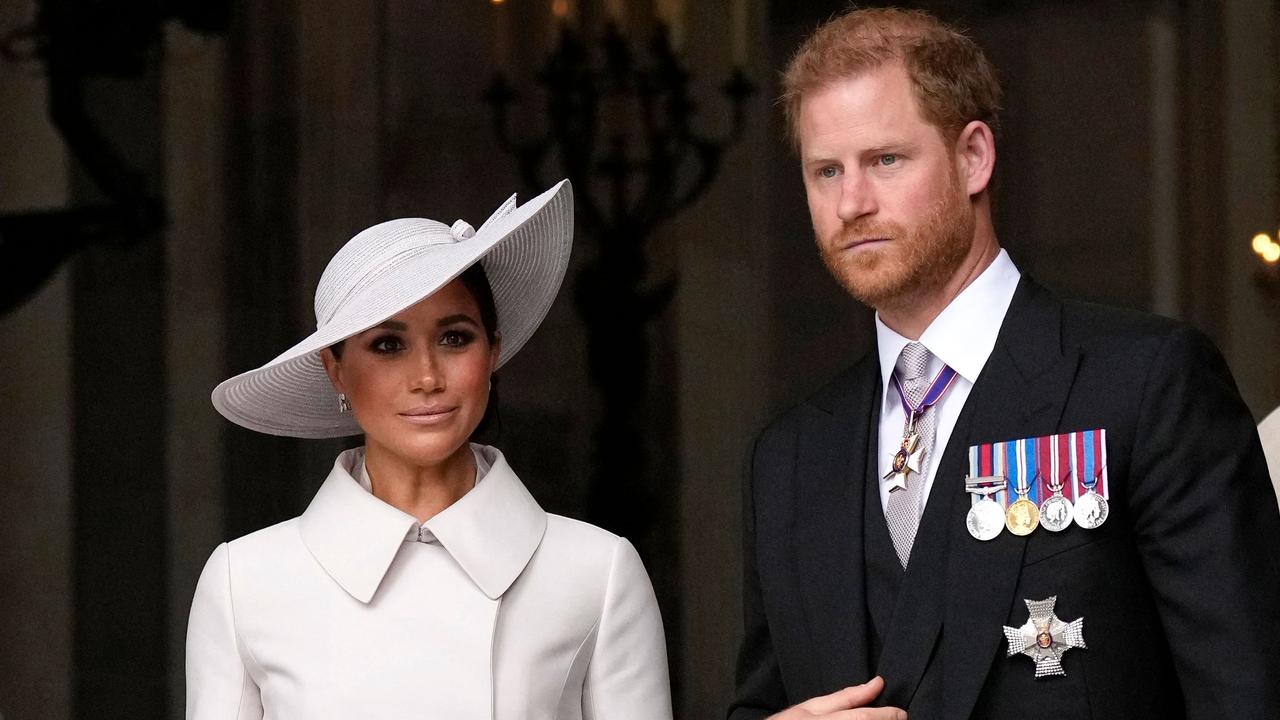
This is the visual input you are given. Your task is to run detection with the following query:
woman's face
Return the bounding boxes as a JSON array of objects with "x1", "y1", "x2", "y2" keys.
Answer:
[{"x1": 321, "y1": 279, "x2": 499, "y2": 469}]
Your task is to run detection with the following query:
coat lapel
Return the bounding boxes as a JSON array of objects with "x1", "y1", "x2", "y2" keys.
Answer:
[
  {"x1": 940, "y1": 278, "x2": 1080, "y2": 720},
  {"x1": 866, "y1": 277, "x2": 1080, "y2": 714},
  {"x1": 792, "y1": 353, "x2": 879, "y2": 693}
]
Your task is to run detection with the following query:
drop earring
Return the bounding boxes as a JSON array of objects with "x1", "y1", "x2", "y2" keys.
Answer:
[{"x1": 337, "y1": 393, "x2": 351, "y2": 413}]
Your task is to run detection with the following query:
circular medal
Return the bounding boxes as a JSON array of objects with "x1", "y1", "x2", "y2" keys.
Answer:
[
  {"x1": 1005, "y1": 498, "x2": 1039, "y2": 536},
  {"x1": 1038, "y1": 494, "x2": 1074, "y2": 532},
  {"x1": 1073, "y1": 490, "x2": 1109, "y2": 529},
  {"x1": 892, "y1": 448, "x2": 908, "y2": 474},
  {"x1": 966, "y1": 497, "x2": 1005, "y2": 541}
]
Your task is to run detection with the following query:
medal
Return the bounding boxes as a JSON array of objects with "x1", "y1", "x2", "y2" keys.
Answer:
[
  {"x1": 1039, "y1": 463, "x2": 1074, "y2": 532},
  {"x1": 1003, "y1": 596, "x2": 1087, "y2": 677},
  {"x1": 884, "y1": 363, "x2": 959, "y2": 488},
  {"x1": 965, "y1": 475, "x2": 1005, "y2": 541},
  {"x1": 1004, "y1": 438, "x2": 1039, "y2": 536},
  {"x1": 884, "y1": 432, "x2": 922, "y2": 492},
  {"x1": 1069, "y1": 430, "x2": 1109, "y2": 530},
  {"x1": 1074, "y1": 479, "x2": 1109, "y2": 529},
  {"x1": 1006, "y1": 492, "x2": 1039, "y2": 536}
]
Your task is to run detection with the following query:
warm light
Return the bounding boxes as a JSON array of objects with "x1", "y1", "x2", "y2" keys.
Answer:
[
  {"x1": 1253, "y1": 231, "x2": 1280, "y2": 264},
  {"x1": 552, "y1": 0, "x2": 569, "y2": 18},
  {"x1": 490, "y1": 0, "x2": 505, "y2": 5}
]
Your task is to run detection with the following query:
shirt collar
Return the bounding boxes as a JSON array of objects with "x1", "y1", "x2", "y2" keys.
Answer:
[
  {"x1": 299, "y1": 445, "x2": 547, "y2": 604},
  {"x1": 875, "y1": 248, "x2": 1020, "y2": 397}
]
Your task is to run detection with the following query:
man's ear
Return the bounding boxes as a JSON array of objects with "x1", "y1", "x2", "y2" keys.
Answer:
[
  {"x1": 955, "y1": 120, "x2": 996, "y2": 197},
  {"x1": 320, "y1": 347, "x2": 345, "y2": 393}
]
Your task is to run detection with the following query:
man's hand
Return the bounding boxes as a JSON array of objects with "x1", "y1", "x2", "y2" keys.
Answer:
[{"x1": 766, "y1": 676, "x2": 906, "y2": 720}]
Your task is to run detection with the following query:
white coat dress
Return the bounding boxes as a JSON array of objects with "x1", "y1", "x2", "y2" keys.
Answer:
[{"x1": 185, "y1": 445, "x2": 672, "y2": 719}]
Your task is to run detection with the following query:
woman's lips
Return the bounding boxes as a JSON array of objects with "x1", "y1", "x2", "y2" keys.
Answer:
[{"x1": 398, "y1": 406, "x2": 458, "y2": 426}]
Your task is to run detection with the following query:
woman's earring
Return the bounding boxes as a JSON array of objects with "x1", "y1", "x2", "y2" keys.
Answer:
[{"x1": 337, "y1": 393, "x2": 351, "y2": 413}]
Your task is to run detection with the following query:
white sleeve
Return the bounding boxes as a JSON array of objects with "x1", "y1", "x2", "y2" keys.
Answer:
[
  {"x1": 185, "y1": 543, "x2": 264, "y2": 720},
  {"x1": 583, "y1": 538, "x2": 673, "y2": 720}
]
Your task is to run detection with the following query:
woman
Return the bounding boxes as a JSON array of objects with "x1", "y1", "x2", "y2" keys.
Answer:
[{"x1": 187, "y1": 181, "x2": 672, "y2": 719}]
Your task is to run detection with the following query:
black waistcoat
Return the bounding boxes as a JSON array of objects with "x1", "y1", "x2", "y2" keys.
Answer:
[{"x1": 863, "y1": 451, "x2": 947, "y2": 716}]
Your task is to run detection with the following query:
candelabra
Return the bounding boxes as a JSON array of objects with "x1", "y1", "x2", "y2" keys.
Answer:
[{"x1": 486, "y1": 19, "x2": 753, "y2": 563}]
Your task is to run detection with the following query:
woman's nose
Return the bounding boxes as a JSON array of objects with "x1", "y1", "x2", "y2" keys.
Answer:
[{"x1": 411, "y1": 348, "x2": 444, "y2": 392}]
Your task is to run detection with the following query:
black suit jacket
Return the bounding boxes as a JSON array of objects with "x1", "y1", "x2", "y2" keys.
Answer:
[{"x1": 730, "y1": 278, "x2": 1280, "y2": 720}]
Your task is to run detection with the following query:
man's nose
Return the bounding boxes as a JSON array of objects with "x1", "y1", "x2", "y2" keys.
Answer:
[{"x1": 836, "y1": 173, "x2": 877, "y2": 222}]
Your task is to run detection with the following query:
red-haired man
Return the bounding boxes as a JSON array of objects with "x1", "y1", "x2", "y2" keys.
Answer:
[{"x1": 732, "y1": 7, "x2": 1280, "y2": 720}]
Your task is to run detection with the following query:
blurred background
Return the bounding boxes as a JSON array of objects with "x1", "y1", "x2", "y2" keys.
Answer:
[{"x1": 2, "y1": 0, "x2": 1279, "y2": 718}]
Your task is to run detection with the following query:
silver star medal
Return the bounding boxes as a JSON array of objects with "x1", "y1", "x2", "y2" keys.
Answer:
[
  {"x1": 1003, "y1": 596, "x2": 1086, "y2": 677},
  {"x1": 884, "y1": 433, "x2": 923, "y2": 492}
]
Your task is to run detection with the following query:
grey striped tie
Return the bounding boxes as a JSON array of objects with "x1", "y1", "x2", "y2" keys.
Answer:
[{"x1": 885, "y1": 342, "x2": 935, "y2": 568}]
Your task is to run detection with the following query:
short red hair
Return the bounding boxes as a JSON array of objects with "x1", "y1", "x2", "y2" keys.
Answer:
[{"x1": 781, "y1": 7, "x2": 1002, "y2": 149}]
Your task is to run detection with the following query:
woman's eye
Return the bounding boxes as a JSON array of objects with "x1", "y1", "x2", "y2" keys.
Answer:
[
  {"x1": 819, "y1": 166, "x2": 839, "y2": 179},
  {"x1": 370, "y1": 336, "x2": 405, "y2": 354},
  {"x1": 440, "y1": 330, "x2": 474, "y2": 348}
]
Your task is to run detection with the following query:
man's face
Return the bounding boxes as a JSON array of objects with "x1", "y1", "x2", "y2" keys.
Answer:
[{"x1": 797, "y1": 62, "x2": 975, "y2": 310}]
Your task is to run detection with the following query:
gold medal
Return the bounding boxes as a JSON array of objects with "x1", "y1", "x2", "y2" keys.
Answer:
[{"x1": 1006, "y1": 497, "x2": 1039, "y2": 536}]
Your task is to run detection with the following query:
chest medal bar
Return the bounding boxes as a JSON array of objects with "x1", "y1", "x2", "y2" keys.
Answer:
[{"x1": 965, "y1": 429, "x2": 1109, "y2": 541}]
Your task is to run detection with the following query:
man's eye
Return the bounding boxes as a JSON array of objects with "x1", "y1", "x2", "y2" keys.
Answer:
[
  {"x1": 820, "y1": 166, "x2": 839, "y2": 179},
  {"x1": 878, "y1": 154, "x2": 898, "y2": 166}
]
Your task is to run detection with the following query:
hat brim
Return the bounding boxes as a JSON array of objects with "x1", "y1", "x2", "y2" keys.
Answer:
[{"x1": 211, "y1": 180, "x2": 573, "y2": 438}]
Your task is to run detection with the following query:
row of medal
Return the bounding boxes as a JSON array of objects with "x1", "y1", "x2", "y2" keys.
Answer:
[{"x1": 964, "y1": 429, "x2": 1110, "y2": 541}]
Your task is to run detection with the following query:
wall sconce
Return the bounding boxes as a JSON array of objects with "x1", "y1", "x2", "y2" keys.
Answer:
[
  {"x1": 1252, "y1": 231, "x2": 1280, "y2": 291},
  {"x1": 1253, "y1": 232, "x2": 1280, "y2": 264}
]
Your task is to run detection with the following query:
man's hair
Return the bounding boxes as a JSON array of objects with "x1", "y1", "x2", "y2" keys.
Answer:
[{"x1": 781, "y1": 7, "x2": 1002, "y2": 150}]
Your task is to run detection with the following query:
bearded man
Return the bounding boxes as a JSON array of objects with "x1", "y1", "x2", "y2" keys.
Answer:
[{"x1": 730, "y1": 8, "x2": 1280, "y2": 720}]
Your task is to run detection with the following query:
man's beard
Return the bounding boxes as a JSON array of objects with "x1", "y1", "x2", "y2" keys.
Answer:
[{"x1": 817, "y1": 175, "x2": 975, "y2": 312}]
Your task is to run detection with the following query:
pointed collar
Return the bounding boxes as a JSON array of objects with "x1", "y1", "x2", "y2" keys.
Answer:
[
  {"x1": 875, "y1": 248, "x2": 1020, "y2": 405},
  {"x1": 299, "y1": 445, "x2": 547, "y2": 604}
]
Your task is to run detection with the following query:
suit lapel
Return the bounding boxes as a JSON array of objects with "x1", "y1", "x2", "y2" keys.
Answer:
[
  {"x1": 940, "y1": 278, "x2": 1080, "y2": 720},
  {"x1": 866, "y1": 278, "x2": 1080, "y2": 714},
  {"x1": 792, "y1": 354, "x2": 879, "y2": 692}
]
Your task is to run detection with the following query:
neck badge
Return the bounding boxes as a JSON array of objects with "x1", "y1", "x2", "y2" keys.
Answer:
[
  {"x1": 884, "y1": 430, "x2": 922, "y2": 492},
  {"x1": 1003, "y1": 596, "x2": 1087, "y2": 678},
  {"x1": 884, "y1": 363, "x2": 958, "y2": 490}
]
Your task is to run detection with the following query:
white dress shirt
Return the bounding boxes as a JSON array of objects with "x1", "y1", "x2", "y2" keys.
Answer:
[
  {"x1": 875, "y1": 249, "x2": 1020, "y2": 514},
  {"x1": 186, "y1": 444, "x2": 672, "y2": 720}
]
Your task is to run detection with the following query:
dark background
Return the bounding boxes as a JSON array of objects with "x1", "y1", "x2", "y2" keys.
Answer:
[{"x1": 2, "y1": 1, "x2": 1279, "y2": 718}]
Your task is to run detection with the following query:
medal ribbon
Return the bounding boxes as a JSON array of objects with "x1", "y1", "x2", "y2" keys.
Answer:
[
  {"x1": 1003, "y1": 440, "x2": 1018, "y2": 507},
  {"x1": 891, "y1": 364, "x2": 959, "y2": 431},
  {"x1": 969, "y1": 430, "x2": 1110, "y2": 510},
  {"x1": 1020, "y1": 437, "x2": 1038, "y2": 503},
  {"x1": 1035, "y1": 434, "x2": 1056, "y2": 500}
]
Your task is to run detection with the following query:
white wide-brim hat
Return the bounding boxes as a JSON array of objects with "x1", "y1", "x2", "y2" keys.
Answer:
[{"x1": 212, "y1": 179, "x2": 573, "y2": 438}]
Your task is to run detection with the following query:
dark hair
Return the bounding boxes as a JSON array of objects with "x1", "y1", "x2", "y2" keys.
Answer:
[{"x1": 328, "y1": 262, "x2": 502, "y2": 441}]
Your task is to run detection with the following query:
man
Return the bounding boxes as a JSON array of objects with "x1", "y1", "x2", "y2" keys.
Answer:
[{"x1": 730, "y1": 8, "x2": 1280, "y2": 720}]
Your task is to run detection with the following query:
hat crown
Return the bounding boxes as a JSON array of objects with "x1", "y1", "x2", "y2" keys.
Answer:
[{"x1": 314, "y1": 218, "x2": 458, "y2": 326}]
